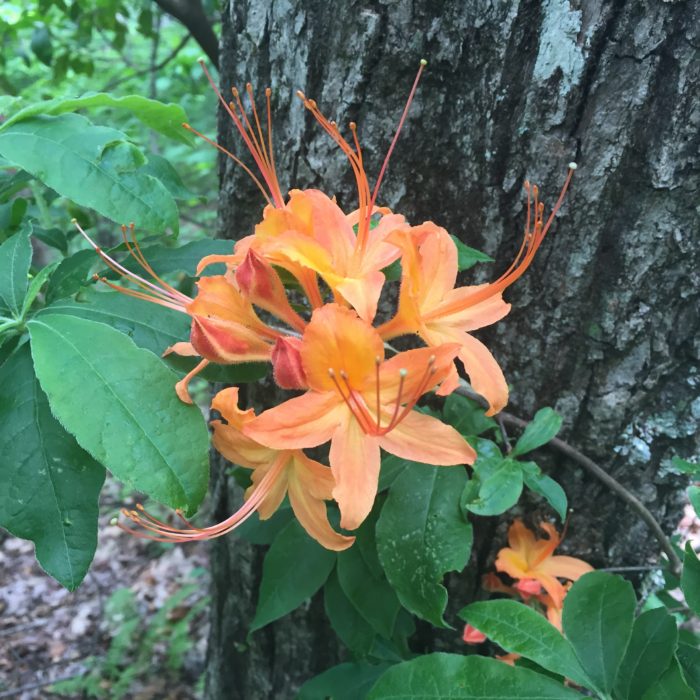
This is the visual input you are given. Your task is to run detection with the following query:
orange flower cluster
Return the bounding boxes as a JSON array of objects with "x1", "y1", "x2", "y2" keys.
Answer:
[
  {"x1": 463, "y1": 519, "x2": 593, "y2": 659},
  {"x1": 81, "y1": 62, "x2": 575, "y2": 550}
]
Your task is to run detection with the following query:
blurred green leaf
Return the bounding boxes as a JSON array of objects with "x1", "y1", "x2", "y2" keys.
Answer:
[
  {"x1": 0, "y1": 226, "x2": 31, "y2": 317},
  {"x1": 0, "y1": 114, "x2": 179, "y2": 234},
  {"x1": 30, "y1": 24, "x2": 53, "y2": 66},
  {"x1": 676, "y1": 642, "x2": 700, "y2": 697},
  {"x1": 28, "y1": 314, "x2": 209, "y2": 513},
  {"x1": 0, "y1": 344, "x2": 104, "y2": 590},
  {"x1": 44, "y1": 249, "x2": 96, "y2": 303},
  {"x1": 681, "y1": 542, "x2": 700, "y2": 615}
]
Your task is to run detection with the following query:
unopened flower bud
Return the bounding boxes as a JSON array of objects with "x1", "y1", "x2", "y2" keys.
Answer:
[
  {"x1": 271, "y1": 336, "x2": 307, "y2": 390},
  {"x1": 190, "y1": 316, "x2": 249, "y2": 363},
  {"x1": 462, "y1": 624, "x2": 487, "y2": 644},
  {"x1": 514, "y1": 578, "x2": 543, "y2": 598},
  {"x1": 235, "y1": 249, "x2": 305, "y2": 332}
]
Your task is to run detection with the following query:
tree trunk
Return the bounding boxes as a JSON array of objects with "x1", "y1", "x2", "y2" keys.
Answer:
[{"x1": 206, "y1": 1, "x2": 699, "y2": 697}]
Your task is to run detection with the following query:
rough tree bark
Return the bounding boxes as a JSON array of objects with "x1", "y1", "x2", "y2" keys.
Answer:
[{"x1": 205, "y1": 1, "x2": 699, "y2": 697}]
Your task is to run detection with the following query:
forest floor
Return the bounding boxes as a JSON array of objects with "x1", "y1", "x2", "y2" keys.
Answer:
[
  {"x1": 0, "y1": 478, "x2": 210, "y2": 700},
  {"x1": 1, "y1": 484, "x2": 698, "y2": 700}
]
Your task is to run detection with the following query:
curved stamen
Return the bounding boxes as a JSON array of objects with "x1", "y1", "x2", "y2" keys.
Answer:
[{"x1": 119, "y1": 453, "x2": 288, "y2": 542}]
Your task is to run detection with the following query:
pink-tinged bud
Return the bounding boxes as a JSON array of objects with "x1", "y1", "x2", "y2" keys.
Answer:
[
  {"x1": 462, "y1": 624, "x2": 487, "y2": 644},
  {"x1": 190, "y1": 316, "x2": 249, "y2": 363},
  {"x1": 272, "y1": 336, "x2": 307, "y2": 390},
  {"x1": 234, "y1": 249, "x2": 305, "y2": 333},
  {"x1": 514, "y1": 578, "x2": 543, "y2": 598}
]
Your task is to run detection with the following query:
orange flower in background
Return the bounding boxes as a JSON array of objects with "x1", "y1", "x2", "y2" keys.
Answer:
[
  {"x1": 121, "y1": 388, "x2": 354, "y2": 551},
  {"x1": 245, "y1": 303, "x2": 475, "y2": 530},
  {"x1": 495, "y1": 519, "x2": 593, "y2": 608}
]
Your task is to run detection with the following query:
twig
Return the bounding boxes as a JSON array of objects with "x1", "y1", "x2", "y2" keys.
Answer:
[
  {"x1": 102, "y1": 33, "x2": 191, "y2": 92},
  {"x1": 456, "y1": 380, "x2": 684, "y2": 576},
  {"x1": 0, "y1": 671, "x2": 87, "y2": 699},
  {"x1": 496, "y1": 415, "x2": 511, "y2": 452},
  {"x1": 0, "y1": 620, "x2": 48, "y2": 638},
  {"x1": 599, "y1": 565, "x2": 665, "y2": 573}
]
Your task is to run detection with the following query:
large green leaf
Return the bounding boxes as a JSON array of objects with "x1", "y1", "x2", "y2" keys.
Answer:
[
  {"x1": 40, "y1": 289, "x2": 190, "y2": 356},
  {"x1": 0, "y1": 92, "x2": 194, "y2": 145},
  {"x1": 0, "y1": 114, "x2": 178, "y2": 234},
  {"x1": 465, "y1": 457, "x2": 523, "y2": 516},
  {"x1": 376, "y1": 463, "x2": 471, "y2": 627},
  {"x1": 511, "y1": 407, "x2": 563, "y2": 457},
  {"x1": 614, "y1": 607, "x2": 678, "y2": 700},
  {"x1": 250, "y1": 519, "x2": 336, "y2": 632},
  {"x1": 0, "y1": 344, "x2": 105, "y2": 590},
  {"x1": 44, "y1": 249, "x2": 97, "y2": 303},
  {"x1": 337, "y1": 513, "x2": 401, "y2": 639},
  {"x1": 324, "y1": 568, "x2": 376, "y2": 656},
  {"x1": 681, "y1": 542, "x2": 700, "y2": 615},
  {"x1": 641, "y1": 659, "x2": 695, "y2": 700},
  {"x1": 0, "y1": 227, "x2": 31, "y2": 317},
  {"x1": 676, "y1": 642, "x2": 700, "y2": 697},
  {"x1": 458, "y1": 600, "x2": 592, "y2": 689},
  {"x1": 28, "y1": 314, "x2": 209, "y2": 512},
  {"x1": 367, "y1": 653, "x2": 583, "y2": 699},
  {"x1": 562, "y1": 572, "x2": 636, "y2": 696},
  {"x1": 298, "y1": 662, "x2": 392, "y2": 700}
]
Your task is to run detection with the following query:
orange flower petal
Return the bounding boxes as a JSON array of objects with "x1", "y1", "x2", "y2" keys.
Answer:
[
  {"x1": 455, "y1": 333, "x2": 508, "y2": 416},
  {"x1": 378, "y1": 409, "x2": 476, "y2": 466},
  {"x1": 329, "y1": 415, "x2": 381, "y2": 530},
  {"x1": 434, "y1": 285, "x2": 511, "y2": 331},
  {"x1": 540, "y1": 555, "x2": 594, "y2": 582},
  {"x1": 301, "y1": 304, "x2": 384, "y2": 392},
  {"x1": 244, "y1": 391, "x2": 344, "y2": 450}
]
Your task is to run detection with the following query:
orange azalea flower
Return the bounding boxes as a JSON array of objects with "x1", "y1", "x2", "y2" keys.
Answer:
[
  {"x1": 74, "y1": 223, "x2": 280, "y2": 403},
  {"x1": 121, "y1": 387, "x2": 354, "y2": 551},
  {"x1": 379, "y1": 166, "x2": 577, "y2": 415},
  {"x1": 245, "y1": 303, "x2": 476, "y2": 530},
  {"x1": 495, "y1": 519, "x2": 593, "y2": 609}
]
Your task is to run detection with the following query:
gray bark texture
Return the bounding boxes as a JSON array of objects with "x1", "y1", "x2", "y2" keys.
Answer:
[{"x1": 206, "y1": 1, "x2": 699, "y2": 697}]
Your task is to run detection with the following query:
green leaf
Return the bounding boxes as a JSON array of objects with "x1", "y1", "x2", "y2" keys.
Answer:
[
  {"x1": 641, "y1": 659, "x2": 695, "y2": 700},
  {"x1": 338, "y1": 513, "x2": 401, "y2": 639},
  {"x1": 378, "y1": 454, "x2": 409, "y2": 491},
  {"x1": 44, "y1": 249, "x2": 96, "y2": 303},
  {"x1": 324, "y1": 568, "x2": 376, "y2": 656},
  {"x1": 250, "y1": 520, "x2": 335, "y2": 632},
  {"x1": 521, "y1": 462, "x2": 568, "y2": 520},
  {"x1": 0, "y1": 344, "x2": 105, "y2": 590},
  {"x1": 40, "y1": 288, "x2": 190, "y2": 357},
  {"x1": 298, "y1": 662, "x2": 392, "y2": 700},
  {"x1": 688, "y1": 485, "x2": 700, "y2": 515},
  {"x1": 104, "y1": 238, "x2": 234, "y2": 279},
  {"x1": 466, "y1": 457, "x2": 523, "y2": 516},
  {"x1": 21, "y1": 260, "x2": 59, "y2": 316},
  {"x1": 442, "y1": 392, "x2": 497, "y2": 437},
  {"x1": 0, "y1": 114, "x2": 179, "y2": 234},
  {"x1": 614, "y1": 607, "x2": 678, "y2": 700},
  {"x1": 1, "y1": 92, "x2": 194, "y2": 145},
  {"x1": 32, "y1": 226, "x2": 68, "y2": 255},
  {"x1": 0, "y1": 227, "x2": 31, "y2": 316},
  {"x1": 0, "y1": 197, "x2": 28, "y2": 233},
  {"x1": 450, "y1": 235, "x2": 494, "y2": 271},
  {"x1": 511, "y1": 408, "x2": 563, "y2": 457},
  {"x1": 681, "y1": 542, "x2": 700, "y2": 615},
  {"x1": 562, "y1": 571, "x2": 636, "y2": 696},
  {"x1": 141, "y1": 154, "x2": 199, "y2": 201},
  {"x1": 672, "y1": 456, "x2": 700, "y2": 476},
  {"x1": 28, "y1": 314, "x2": 209, "y2": 512},
  {"x1": 376, "y1": 463, "x2": 471, "y2": 627},
  {"x1": 676, "y1": 642, "x2": 700, "y2": 697},
  {"x1": 458, "y1": 600, "x2": 592, "y2": 689},
  {"x1": 367, "y1": 653, "x2": 584, "y2": 699}
]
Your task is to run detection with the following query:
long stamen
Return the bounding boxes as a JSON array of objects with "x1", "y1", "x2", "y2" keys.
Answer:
[
  {"x1": 375, "y1": 356, "x2": 381, "y2": 431},
  {"x1": 74, "y1": 221, "x2": 190, "y2": 310},
  {"x1": 367, "y1": 59, "x2": 427, "y2": 231},
  {"x1": 119, "y1": 454, "x2": 287, "y2": 542},
  {"x1": 199, "y1": 60, "x2": 285, "y2": 208},
  {"x1": 424, "y1": 164, "x2": 577, "y2": 320},
  {"x1": 328, "y1": 369, "x2": 374, "y2": 433}
]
